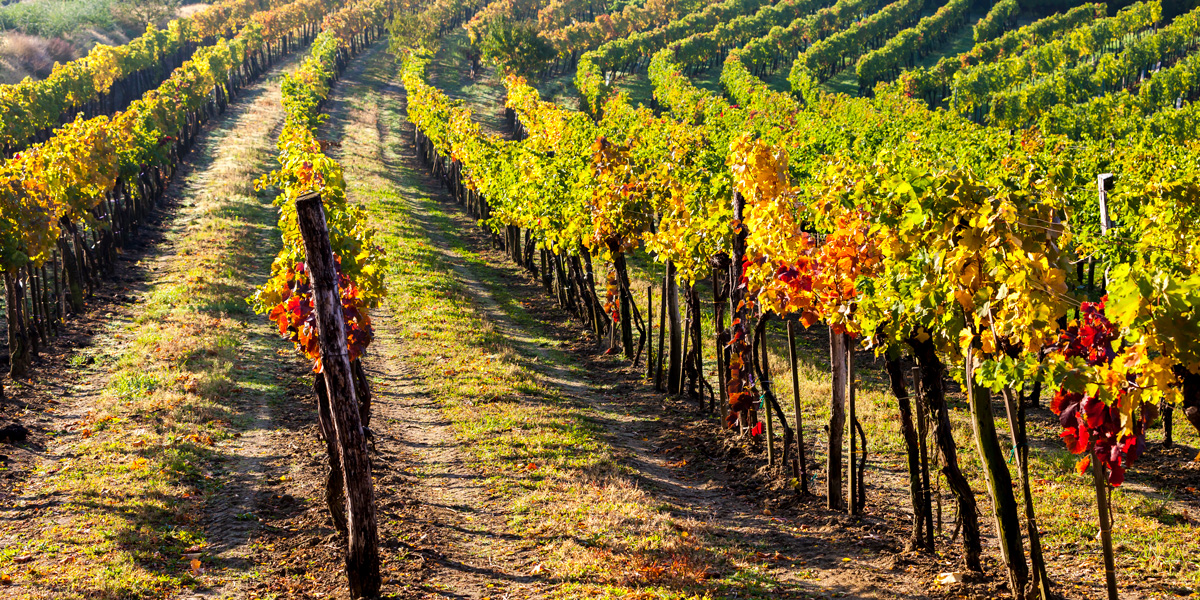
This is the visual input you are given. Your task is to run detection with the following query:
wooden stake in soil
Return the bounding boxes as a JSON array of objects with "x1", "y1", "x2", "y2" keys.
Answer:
[
  {"x1": 655, "y1": 267, "x2": 668, "y2": 391},
  {"x1": 1093, "y1": 452, "x2": 1119, "y2": 600},
  {"x1": 646, "y1": 285, "x2": 654, "y2": 379},
  {"x1": 847, "y1": 336, "x2": 857, "y2": 516},
  {"x1": 827, "y1": 330, "x2": 846, "y2": 511},
  {"x1": 762, "y1": 328, "x2": 774, "y2": 466},
  {"x1": 911, "y1": 366, "x2": 934, "y2": 551},
  {"x1": 295, "y1": 192, "x2": 381, "y2": 599},
  {"x1": 787, "y1": 320, "x2": 807, "y2": 494},
  {"x1": 666, "y1": 262, "x2": 682, "y2": 393}
]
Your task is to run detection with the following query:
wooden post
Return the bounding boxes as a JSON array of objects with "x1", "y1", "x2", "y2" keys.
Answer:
[
  {"x1": 690, "y1": 285, "x2": 705, "y2": 406},
  {"x1": 714, "y1": 259, "x2": 730, "y2": 425},
  {"x1": 1097, "y1": 173, "x2": 1115, "y2": 293},
  {"x1": 295, "y1": 192, "x2": 381, "y2": 599},
  {"x1": 787, "y1": 320, "x2": 807, "y2": 494},
  {"x1": 763, "y1": 328, "x2": 775, "y2": 466},
  {"x1": 965, "y1": 352, "x2": 1027, "y2": 598},
  {"x1": 655, "y1": 268, "x2": 668, "y2": 391},
  {"x1": 666, "y1": 263, "x2": 682, "y2": 393},
  {"x1": 646, "y1": 285, "x2": 654, "y2": 379},
  {"x1": 1093, "y1": 452, "x2": 1119, "y2": 600},
  {"x1": 828, "y1": 330, "x2": 845, "y2": 511},
  {"x1": 4, "y1": 272, "x2": 29, "y2": 379},
  {"x1": 1095, "y1": 172, "x2": 1119, "y2": 600},
  {"x1": 1097, "y1": 173, "x2": 1115, "y2": 234},
  {"x1": 913, "y1": 366, "x2": 934, "y2": 551},
  {"x1": 847, "y1": 335, "x2": 857, "y2": 516},
  {"x1": 1002, "y1": 387, "x2": 1053, "y2": 599}
]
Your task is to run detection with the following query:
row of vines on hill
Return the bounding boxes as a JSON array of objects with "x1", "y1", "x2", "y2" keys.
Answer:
[
  {"x1": 0, "y1": 0, "x2": 343, "y2": 389},
  {"x1": 0, "y1": 0, "x2": 306, "y2": 156}
]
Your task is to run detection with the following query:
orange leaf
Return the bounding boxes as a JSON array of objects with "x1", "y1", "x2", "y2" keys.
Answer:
[{"x1": 1075, "y1": 455, "x2": 1091, "y2": 475}]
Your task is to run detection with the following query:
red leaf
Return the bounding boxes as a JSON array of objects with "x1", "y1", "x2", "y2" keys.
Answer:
[{"x1": 1061, "y1": 424, "x2": 1089, "y2": 455}]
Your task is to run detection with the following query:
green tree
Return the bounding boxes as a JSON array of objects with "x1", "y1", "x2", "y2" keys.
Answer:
[{"x1": 479, "y1": 18, "x2": 553, "y2": 77}]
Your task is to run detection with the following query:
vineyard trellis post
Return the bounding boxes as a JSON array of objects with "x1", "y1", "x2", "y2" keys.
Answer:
[
  {"x1": 763, "y1": 328, "x2": 775, "y2": 466},
  {"x1": 713, "y1": 255, "x2": 731, "y2": 425},
  {"x1": 655, "y1": 266, "x2": 668, "y2": 391},
  {"x1": 666, "y1": 262, "x2": 682, "y2": 393},
  {"x1": 912, "y1": 366, "x2": 934, "y2": 551},
  {"x1": 1001, "y1": 386, "x2": 1053, "y2": 599},
  {"x1": 787, "y1": 319, "x2": 807, "y2": 494},
  {"x1": 828, "y1": 330, "x2": 846, "y2": 510},
  {"x1": 1093, "y1": 450, "x2": 1119, "y2": 600},
  {"x1": 848, "y1": 337, "x2": 860, "y2": 515},
  {"x1": 965, "y1": 351, "x2": 1027, "y2": 598},
  {"x1": 646, "y1": 285, "x2": 654, "y2": 379},
  {"x1": 886, "y1": 353, "x2": 929, "y2": 549},
  {"x1": 295, "y1": 191, "x2": 382, "y2": 599},
  {"x1": 1094, "y1": 170, "x2": 1119, "y2": 600}
]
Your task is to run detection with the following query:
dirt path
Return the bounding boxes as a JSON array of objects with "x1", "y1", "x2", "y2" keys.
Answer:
[{"x1": 321, "y1": 42, "x2": 545, "y2": 599}]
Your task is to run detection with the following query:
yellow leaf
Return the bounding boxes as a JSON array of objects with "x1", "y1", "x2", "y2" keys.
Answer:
[
  {"x1": 981, "y1": 331, "x2": 996, "y2": 355},
  {"x1": 954, "y1": 289, "x2": 975, "y2": 312}
]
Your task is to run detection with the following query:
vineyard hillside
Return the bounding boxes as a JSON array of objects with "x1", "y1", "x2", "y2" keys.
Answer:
[{"x1": 1, "y1": 0, "x2": 1200, "y2": 598}]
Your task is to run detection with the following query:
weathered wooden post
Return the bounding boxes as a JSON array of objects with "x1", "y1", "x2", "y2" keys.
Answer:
[
  {"x1": 1095, "y1": 171, "x2": 1120, "y2": 600},
  {"x1": 1093, "y1": 452, "x2": 1119, "y2": 600},
  {"x1": 787, "y1": 320, "x2": 807, "y2": 494},
  {"x1": 646, "y1": 285, "x2": 654, "y2": 379},
  {"x1": 763, "y1": 329, "x2": 775, "y2": 466},
  {"x1": 295, "y1": 191, "x2": 381, "y2": 599},
  {"x1": 828, "y1": 330, "x2": 846, "y2": 510},
  {"x1": 666, "y1": 262, "x2": 682, "y2": 393},
  {"x1": 847, "y1": 337, "x2": 858, "y2": 515}
]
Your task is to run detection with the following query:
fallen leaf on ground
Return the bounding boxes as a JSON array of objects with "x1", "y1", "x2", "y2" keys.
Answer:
[{"x1": 936, "y1": 572, "x2": 963, "y2": 584}]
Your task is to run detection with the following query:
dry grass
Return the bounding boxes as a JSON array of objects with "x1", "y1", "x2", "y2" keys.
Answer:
[
  {"x1": 0, "y1": 32, "x2": 60, "y2": 78},
  {"x1": 175, "y1": 3, "x2": 210, "y2": 19}
]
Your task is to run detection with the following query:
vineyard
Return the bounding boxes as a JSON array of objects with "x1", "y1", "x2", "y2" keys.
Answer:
[{"x1": 0, "y1": 0, "x2": 1198, "y2": 597}]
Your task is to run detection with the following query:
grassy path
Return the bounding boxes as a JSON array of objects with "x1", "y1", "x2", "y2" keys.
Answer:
[
  {"x1": 427, "y1": 28, "x2": 508, "y2": 136},
  {"x1": 321, "y1": 43, "x2": 545, "y2": 599}
]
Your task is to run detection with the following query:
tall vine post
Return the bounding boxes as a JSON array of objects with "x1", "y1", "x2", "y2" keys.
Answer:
[
  {"x1": 847, "y1": 335, "x2": 859, "y2": 515},
  {"x1": 787, "y1": 319, "x2": 807, "y2": 494},
  {"x1": 295, "y1": 192, "x2": 381, "y2": 599},
  {"x1": 1001, "y1": 386, "x2": 1052, "y2": 599},
  {"x1": 886, "y1": 354, "x2": 929, "y2": 550},
  {"x1": 828, "y1": 329, "x2": 846, "y2": 510},
  {"x1": 965, "y1": 351, "x2": 1027, "y2": 598},
  {"x1": 1093, "y1": 453, "x2": 1118, "y2": 600}
]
